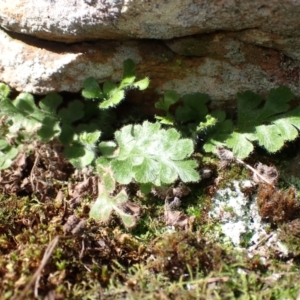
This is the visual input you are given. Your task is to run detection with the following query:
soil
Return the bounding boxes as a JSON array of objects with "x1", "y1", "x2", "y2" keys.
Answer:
[{"x1": 1, "y1": 138, "x2": 300, "y2": 300}]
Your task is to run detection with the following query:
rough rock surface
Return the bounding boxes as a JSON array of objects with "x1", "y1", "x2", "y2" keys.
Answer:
[
  {"x1": 0, "y1": 0, "x2": 300, "y2": 105},
  {"x1": 1, "y1": 29, "x2": 299, "y2": 106},
  {"x1": 1, "y1": 1, "x2": 300, "y2": 42}
]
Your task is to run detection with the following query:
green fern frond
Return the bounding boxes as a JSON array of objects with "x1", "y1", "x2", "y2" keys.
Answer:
[
  {"x1": 90, "y1": 164, "x2": 138, "y2": 228},
  {"x1": 82, "y1": 59, "x2": 149, "y2": 109},
  {"x1": 98, "y1": 121, "x2": 200, "y2": 186},
  {"x1": 204, "y1": 86, "x2": 300, "y2": 158}
]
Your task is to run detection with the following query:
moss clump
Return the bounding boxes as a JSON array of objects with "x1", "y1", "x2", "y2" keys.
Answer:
[
  {"x1": 257, "y1": 184, "x2": 300, "y2": 224},
  {"x1": 148, "y1": 231, "x2": 228, "y2": 281}
]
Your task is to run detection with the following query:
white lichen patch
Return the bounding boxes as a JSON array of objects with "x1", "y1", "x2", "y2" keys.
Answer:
[
  {"x1": 209, "y1": 180, "x2": 267, "y2": 247},
  {"x1": 209, "y1": 180, "x2": 293, "y2": 260}
]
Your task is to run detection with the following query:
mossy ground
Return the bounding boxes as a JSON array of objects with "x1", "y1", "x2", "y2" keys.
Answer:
[
  {"x1": 1, "y1": 88, "x2": 300, "y2": 299},
  {"x1": 1, "y1": 144, "x2": 300, "y2": 300}
]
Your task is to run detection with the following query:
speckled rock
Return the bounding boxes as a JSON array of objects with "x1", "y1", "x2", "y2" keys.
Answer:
[
  {"x1": 1, "y1": 0, "x2": 300, "y2": 42},
  {"x1": 1, "y1": 29, "x2": 299, "y2": 107},
  {"x1": 1, "y1": 1, "x2": 300, "y2": 104}
]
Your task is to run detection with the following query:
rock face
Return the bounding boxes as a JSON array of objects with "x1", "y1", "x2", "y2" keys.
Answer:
[
  {"x1": 0, "y1": 0, "x2": 300, "y2": 105},
  {"x1": 1, "y1": 0, "x2": 300, "y2": 42}
]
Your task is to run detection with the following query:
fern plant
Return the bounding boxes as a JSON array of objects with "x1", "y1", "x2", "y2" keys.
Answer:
[
  {"x1": 155, "y1": 91, "x2": 218, "y2": 140},
  {"x1": 97, "y1": 121, "x2": 200, "y2": 187},
  {"x1": 155, "y1": 86, "x2": 300, "y2": 159},
  {"x1": 0, "y1": 89, "x2": 99, "y2": 168},
  {"x1": 203, "y1": 86, "x2": 300, "y2": 158},
  {"x1": 82, "y1": 59, "x2": 149, "y2": 108},
  {"x1": 0, "y1": 59, "x2": 149, "y2": 169},
  {"x1": 3, "y1": 56, "x2": 299, "y2": 227},
  {"x1": 0, "y1": 60, "x2": 201, "y2": 227},
  {"x1": 90, "y1": 160, "x2": 139, "y2": 228}
]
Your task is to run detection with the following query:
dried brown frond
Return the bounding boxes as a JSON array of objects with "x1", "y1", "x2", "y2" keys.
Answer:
[
  {"x1": 68, "y1": 176, "x2": 98, "y2": 208},
  {"x1": 164, "y1": 210, "x2": 195, "y2": 231}
]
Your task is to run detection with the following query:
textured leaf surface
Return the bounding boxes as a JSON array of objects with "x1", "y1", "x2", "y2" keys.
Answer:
[
  {"x1": 89, "y1": 171, "x2": 137, "y2": 228},
  {"x1": 63, "y1": 144, "x2": 95, "y2": 169},
  {"x1": 82, "y1": 77, "x2": 103, "y2": 99},
  {"x1": 58, "y1": 100, "x2": 85, "y2": 124},
  {"x1": 96, "y1": 159, "x2": 115, "y2": 193},
  {"x1": 39, "y1": 93, "x2": 63, "y2": 114},
  {"x1": 100, "y1": 90, "x2": 125, "y2": 109},
  {"x1": 255, "y1": 125, "x2": 284, "y2": 153},
  {"x1": 225, "y1": 132, "x2": 254, "y2": 159},
  {"x1": 98, "y1": 141, "x2": 117, "y2": 157},
  {"x1": 98, "y1": 121, "x2": 199, "y2": 185},
  {"x1": 204, "y1": 86, "x2": 300, "y2": 158},
  {"x1": 79, "y1": 131, "x2": 101, "y2": 146},
  {"x1": 133, "y1": 77, "x2": 150, "y2": 90},
  {"x1": 155, "y1": 91, "x2": 179, "y2": 125}
]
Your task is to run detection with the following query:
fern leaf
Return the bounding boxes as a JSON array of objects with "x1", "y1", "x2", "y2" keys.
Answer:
[
  {"x1": 58, "y1": 100, "x2": 85, "y2": 124},
  {"x1": 99, "y1": 90, "x2": 125, "y2": 109},
  {"x1": 203, "y1": 111, "x2": 234, "y2": 154},
  {"x1": 89, "y1": 193, "x2": 114, "y2": 222},
  {"x1": 63, "y1": 144, "x2": 95, "y2": 169},
  {"x1": 103, "y1": 81, "x2": 118, "y2": 96},
  {"x1": 132, "y1": 77, "x2": 150, "y2": 90},
  {"x1": 257, "y1": 86, "x2": 293, "y2": 121},
  {"x1": 37, "y1": 117, "x2": 61, "y2": 142},
  {"x1": 172, "y1": 160, "x2": 199, "y2": 183},
  {"x1": 111, "y1": 159, "x2": 133, "y2": 184},
  {"x1": 0, "y1": 140, "x2": 19, "y2": 170},
  {"x1": 175, "y1": 93, "x2": 209, "y2": 123},
  {"x1": 225, "y1": 132, "x2": 254, "y2": 159},
  {"x1": 255, "y1": 124, "x2": 285, "y2": 153},
  {"x1": 272, "y1": 118, "x2": 298, "y2": 141},
  {"x1": 115, "y1": 208, "x2": 137, "y2": 228},
  {"x1": 98, "y1": 121, "x2": 199, "y2": 186},
  {"x1": 98, "y1": 141, "x2": 117, "y2": 158},
  {"x1": 205, "y1": 86, "x2": 300, "y2": 158},
  {"x1": 90, "y1": 189, "x2": 137, "y2": 228},
  {"x1": 82, "y1": 77, "x2": 104, "y2": 99},
  {"x1": 120, "y1": 58, "x2": 136, "y2": 88},
  {"x1": 155, "y1": 91, "x2": 179, "y2": 112},
  {"x1": 96, "y1": 158, "x2": 116, "y2": 193},
  {"x1": 39, "y1": 93, "x2": 63, "y2": 114},
  {"x1": 155, "y1": 115, "x2": 175, "y2": 125}
]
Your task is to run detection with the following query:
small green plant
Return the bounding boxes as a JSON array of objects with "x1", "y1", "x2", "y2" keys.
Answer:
[
  {"x1": 2, "y1": 57, "x2": 300, "y2": 227},
  {"x1": 0, "y1": 88, "x2": 106, "y2": 168},
  {"x1": 82, "y1": 59, "x2": 149, "y2": 109},
  {"x1": 155, "y1": 91, "x2": 218, "y2": 141},
  {"x1": 154, "y1": 91, "x2": 179, "y2": 125},
  {"x1": 204, "y1": 86, "x2": 300, "y2": 158},
  {"x1": 0, "y1": 59, "x2": 200, "y2": 226},
  {"x1": 0, "y1": 59, "x2": 149, "y2": 169},
  {"x1": 98, "y1": 121, "x2": 200, "y2": 186},
  {"x1": 155, "y1": 86, "x2": 300, "y2": 159},
  {"x1": 90, "y1": 161, "x2": 139, "y2": 228}
]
